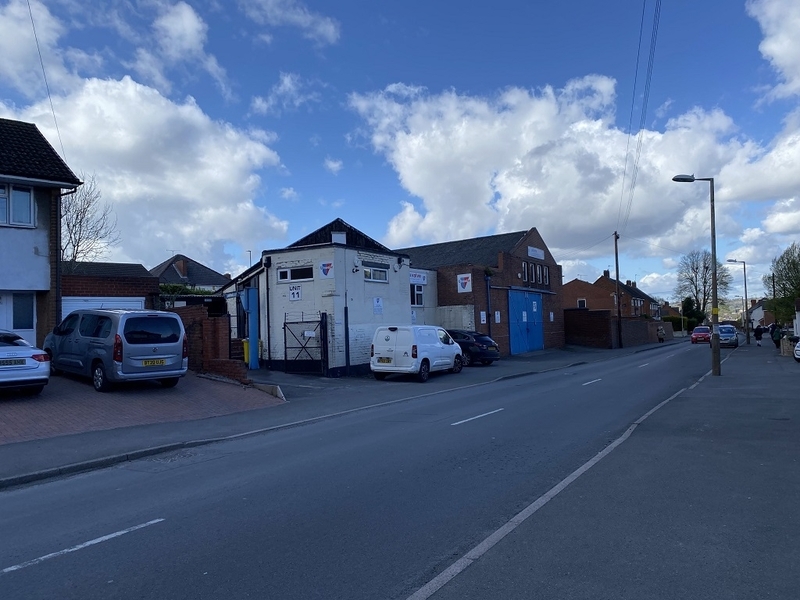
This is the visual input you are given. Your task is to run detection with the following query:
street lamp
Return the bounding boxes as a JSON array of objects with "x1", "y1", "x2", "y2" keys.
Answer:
[
  {"x1": 673, "y1": 174, "x2": 721, "y2": 376},
  {"x1": 727, "y1": 258, "x2": 750, "y2": 344}
]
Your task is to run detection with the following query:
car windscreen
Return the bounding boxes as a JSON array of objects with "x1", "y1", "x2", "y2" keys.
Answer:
[
  {"x1": 123, "y1": 317, "x2": 181, "y2": 344},
  {"x1": 694, "y1": 327, "x2": 710, "y2": 333},
  {"x1": 719, "y1": 327, "x2": 736, "y2": 334}
]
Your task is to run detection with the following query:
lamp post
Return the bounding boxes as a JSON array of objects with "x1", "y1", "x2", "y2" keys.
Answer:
[
  {"x1": 727, "y1": 258, "x2": 750, "y2": 344},
  {"x1": 673, "y1": 174, "x2": 721, "y2": 376}
]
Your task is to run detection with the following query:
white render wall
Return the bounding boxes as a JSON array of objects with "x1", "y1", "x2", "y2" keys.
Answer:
[{"x1": 0, "y1": 189, "x2": 50, "y2": 291}]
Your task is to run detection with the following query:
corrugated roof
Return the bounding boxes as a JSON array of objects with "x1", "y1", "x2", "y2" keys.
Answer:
[
  {"x1": 0, "y1": 118, "x2": 82, "y2": 186},
  {"x1": 61, "y1": 261, "x2": 154, "y2": 278},
  {"x1": 395, "y1": 231, "x2": 528, "y2": 269}
]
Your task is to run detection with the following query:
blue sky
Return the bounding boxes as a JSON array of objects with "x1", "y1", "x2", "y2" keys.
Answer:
[{"x1": 2, "y1": 0, "x2": 799, "y2": 306}]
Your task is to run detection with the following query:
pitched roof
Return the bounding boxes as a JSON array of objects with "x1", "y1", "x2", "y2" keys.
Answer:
[
  {"x1": 61, "y1": 261, "x2": 153, "y2": 278},
  {"x1": 396, "y1": 231, "x2": 528, "y2": 269},
  {"x1": 149, "y1": 254, "x2": 230, "y2": 287},
  {"x1": 0, "y1": 118, "x2": 82, "y2": 187},
  {"x1": 288, "y1": 218, "x2": 397, "y2": 253}
]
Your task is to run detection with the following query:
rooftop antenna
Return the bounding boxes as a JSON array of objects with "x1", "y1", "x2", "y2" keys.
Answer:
[{"x1": 167, "y1": 249, "x2": 176, "y2": 257}]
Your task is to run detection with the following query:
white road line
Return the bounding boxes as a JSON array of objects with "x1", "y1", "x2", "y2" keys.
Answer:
[
  {"x1": 406, "y1": 387, "x2": 687, "y2": 600},
  {"x1": 451, "y1": 408, "x2": 504, "y2": 426},
  {"x1": 638, "y1": 363, "x2": 649, "y2": 368},
  {"x1": 1, "y1": 519, "x2": 165, "y2": 574},
  {"x1": 582, "y1": 378, "x2": 601, "y2": 386}
]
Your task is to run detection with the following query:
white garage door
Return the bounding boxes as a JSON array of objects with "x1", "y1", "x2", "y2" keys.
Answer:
[{"x1": 62, "y1": 296, "x2": 145, "y2": 320}]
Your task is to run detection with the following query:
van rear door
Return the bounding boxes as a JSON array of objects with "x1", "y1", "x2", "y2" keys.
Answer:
[{"x1": 121, "y1": 315, "x2": 184, "y2": 374}]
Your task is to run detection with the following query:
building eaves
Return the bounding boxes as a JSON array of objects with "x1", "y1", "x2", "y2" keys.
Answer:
[{"x1": 0, "y1": 118, "x2": 82, "y2": 187}]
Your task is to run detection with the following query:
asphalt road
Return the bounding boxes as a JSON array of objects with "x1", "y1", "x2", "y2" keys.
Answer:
[{"x1": 0, "y1": 343, "x2": 724, "y2": 599}]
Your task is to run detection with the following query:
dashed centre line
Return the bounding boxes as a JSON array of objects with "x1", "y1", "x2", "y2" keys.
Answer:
[
  {"x1": 582, "y1": 379, "x2": 602, "y2": 386},
  {"x1": 451, "y1": 408, "x2": 504, "y2": 426}
]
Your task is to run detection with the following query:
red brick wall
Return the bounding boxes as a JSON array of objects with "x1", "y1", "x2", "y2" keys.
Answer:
[
  {"x1": 566, "y1": 309, "x2": 675, "y2": 348},
  {"x1": 62, "y1": 275, "x2": 160, "y2": 306},
  {"x1": 170, "y1": 305, "x2": 249, "y2": 383}
]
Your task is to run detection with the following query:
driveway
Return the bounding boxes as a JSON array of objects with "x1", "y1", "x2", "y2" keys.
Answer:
[{"x1": 0, "y1": 371, "x2": 285, "y2": 445}]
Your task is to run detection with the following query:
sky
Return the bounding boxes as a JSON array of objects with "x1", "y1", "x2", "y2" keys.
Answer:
[{"x1": 1, "y1": 0, "x2": 799, "y2": 306}]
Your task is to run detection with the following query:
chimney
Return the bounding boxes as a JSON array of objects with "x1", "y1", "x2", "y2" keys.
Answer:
[
  {"x1": 626, "y1": 280, "x2": 631, "y2": 287},
  {"x1": 224, "y1": 273, "x2": 231, "y2": 279},
  {"x1": 631, "y1": 281, "x2": 637, "y2": 288},
  {"x1": 603, "y1": 269, "x2": 610, "y2": 278},
  {"x1": 175, "y1": 258, "x2": 188, "y2": 277},
  {"x1": 751, "y1": 299, "x2": 757, "y2": 308}
]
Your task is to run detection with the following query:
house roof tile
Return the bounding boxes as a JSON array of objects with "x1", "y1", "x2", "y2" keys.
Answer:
[
  {"x1": 61, "y1": 261, "x2": 154, "y2": 278},
  {"x1": 149, "y1": 254, "x2": 230, "y2": 287},
  {"x1": 0, "y1": 118, "x2": 82, "y2": 187},
  {"x1": 395, "y1": 231, "x2": 528, "y2": 269}
]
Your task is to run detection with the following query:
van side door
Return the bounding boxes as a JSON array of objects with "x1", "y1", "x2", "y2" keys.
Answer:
[{"x1": 51, "y1": 313, "x2": 81, "y2": 372}]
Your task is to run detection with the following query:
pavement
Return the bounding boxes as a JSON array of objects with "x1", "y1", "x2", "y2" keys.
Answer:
[{"x1": 0, "y1": 335, "x2": 794, "y2": 495}]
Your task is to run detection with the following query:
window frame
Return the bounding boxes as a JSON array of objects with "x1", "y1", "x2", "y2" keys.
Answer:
[
  {"x1": 577, "y1": 298, "x2": 587, "y2": 308},
  {"x1": 364, "y1": 267, "x2": 389, "y2": 283},
  {"x1": 277, "y1": 266, "x2": 314, "y2": 282},
  {"x1": 0, "y1": 184, "x2": 35, "y2": 227},
  {"x1": 411, "y1": 284, "x2": 424, "y2": 307}
]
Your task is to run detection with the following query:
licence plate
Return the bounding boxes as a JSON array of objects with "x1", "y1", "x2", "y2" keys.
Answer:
[
  {"x1": 488, "y1": 346, "x2": 497, "y2": 351},
  {"x1": 142, "y1": 359, "x2": 166, "y2": 367},
  {"x1": 0, "y1": 359, "x2": 25, "y2": 366},
  {"x1": 377, "y1": 357, "x2": 392, "y2": 364}
]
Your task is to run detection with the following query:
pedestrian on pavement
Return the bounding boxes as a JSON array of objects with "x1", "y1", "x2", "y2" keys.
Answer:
[
  {"x1": 754, "y1": 325, "x2": 763, "y2": 346},
  {"x1": 657, "y1": 326, "x2": 666, "y2": 343},
  {"x1": 771, "y1": 324, "x2": 783, "y2": 349}
]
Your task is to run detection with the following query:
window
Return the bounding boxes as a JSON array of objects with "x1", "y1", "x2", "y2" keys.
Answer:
[
  {"x1": 577, "y1": 298, "x2": 587, "y2": 308},
  {"x1": 522, "y1": 262, "x2": 528, "y2": 282},
  {"x1": 278, "y1": 266, "x2": 314, "y2": 282},
  {"x1": 535, "y1": 264, "x2": 543, "y2": 284},
  {"x1": 364, "y1": 267, "x2": 388, "y2": 282},
  {"x1": 543, "y1": 266, "x2": 550, "y2": 285},
  {"x1": 79, "y1": 315, "x2": 112, "y2": 338},
  {"x1": 411, "y1": 284, "x2": 423, "y2": 306},
  {"x1": 0, "y1": 184, "x2": 34, "y2": 226}
]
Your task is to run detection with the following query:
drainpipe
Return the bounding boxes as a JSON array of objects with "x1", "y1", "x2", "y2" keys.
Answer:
[{"x1": 485, "y1": 273, "x2": 492, "y2": 339}]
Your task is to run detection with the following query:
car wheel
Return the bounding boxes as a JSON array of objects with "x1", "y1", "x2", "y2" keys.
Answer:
[
  {"x1": 92, "y1": 362, "x2": 112, "y2": 392},
  {"x1": 461, "y1": 352, "x2": 472, "y2": 367},
  {"x1": 160, "y1": 377, "x2": 179, "y2": 388},
  {"x1": 373, "y1": 372, "x2": 387, "y2": 380},
  {"x1": 450, "y1": 355, "x2": 463, "y2": 374},
  {"x1": 417, "y1": 359, "x2": 430, "y2": 382},
  {"x1": 794, "y1": 356, "x2": 800, "y2": 363},
  {"x1": 481, "y1": 360, "x2": 494, "y2": 366}
]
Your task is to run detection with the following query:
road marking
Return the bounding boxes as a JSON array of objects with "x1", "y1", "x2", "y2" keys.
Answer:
[
  {"x1": 638, "y1": 363, "x2": 649, "y2": 368},
  {"x1": 581, "y1": 378, "x2": 601, "y2": 386},
  {"x1": 1, "y1": 519, "x2": 164, "y2": 574},
  {"x1": 451, "y1": 408, "x2": 504, "y2": 426},
  {"x1": 405, "y1": 387, "x2": 687, "y2": 600}
]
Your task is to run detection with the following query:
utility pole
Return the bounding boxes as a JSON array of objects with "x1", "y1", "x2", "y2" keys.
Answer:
[{"x1": 614, "y1": 231, "x2": 622, "y2": 348}]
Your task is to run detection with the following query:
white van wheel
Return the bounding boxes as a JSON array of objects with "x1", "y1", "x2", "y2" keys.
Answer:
[
  {"x1": 450, "y1": 355, "x2": 463, "y2": 373},
  {"x1": 417, "y1": 360, "x2": 430, "y2": 382}
]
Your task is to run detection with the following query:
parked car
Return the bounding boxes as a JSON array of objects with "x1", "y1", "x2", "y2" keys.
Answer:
[
  {"x1": 370, "y1": 325, "x2": 463, "y2": 382},
  {"x1": 446, "y1": 329, "x2": 500, "y2": 366},
  {"x1": 691, "y1": 326, "x2": 711, "y2": 344},
  {"x1": 0, "y1": 330, "x2": 50, "y2": 395},
  {"x1": 794, "y1": 340, "x2": 800, "y2": 363},
  {"x1": 44, "y1": 309, "x2": 188, "y2": 392},
  {"x1": 718, "y1": 325, "x2": 739, "y2": 348}
]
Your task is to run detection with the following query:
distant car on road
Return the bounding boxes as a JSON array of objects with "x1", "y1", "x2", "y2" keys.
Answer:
[
  {"x1": 691, "y1": 326, "x2": 711, "y2": 344},
  {"x1": 718, "y1": 325, "x2": 739, "y2": 348},
  {"x1": 446, "y1": 330, "x2": 501, "y2": 366},
  {"x1": 0, "y1": 329, "x2": 50, "y2": 395}
]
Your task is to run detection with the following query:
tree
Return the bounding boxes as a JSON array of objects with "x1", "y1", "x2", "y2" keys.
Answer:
[
  {"x1": 61, "y1": 173, "x2": 120, "y2": 272},
  {"x1": 762, "y1": 242, "x2": 800, "y2": 324},
  {"x1": 673, "y1": 250, "x2": 732, "y2": 320}
]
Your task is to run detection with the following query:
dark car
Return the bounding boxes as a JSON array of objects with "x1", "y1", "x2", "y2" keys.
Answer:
[
  {"x1": 446, "y1": 330, "x2": 500, "y2": 366},
  {"x1": 691, "y1": 326, "x2": 711, "y2": 344},
  {"x1": 718, "y1": 325, "x2": 739, "y2": 348}
]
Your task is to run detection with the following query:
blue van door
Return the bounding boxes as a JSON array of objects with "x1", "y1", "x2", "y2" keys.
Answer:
[{"x1": 508, "y1": 290, "x2": 544, "y2": 354}]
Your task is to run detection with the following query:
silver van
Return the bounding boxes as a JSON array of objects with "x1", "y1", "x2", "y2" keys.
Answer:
[{"x1": 44, "y1": 309, "x2": 188, "y2": 392}]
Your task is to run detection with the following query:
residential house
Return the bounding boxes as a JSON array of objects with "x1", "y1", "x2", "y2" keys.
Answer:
[
  {"x1": 150, "y1": 253, "x2": 230, "y2": 292},
  {"x1": 748, "y1": 298, "x2": 774, "y2": 328},
  {"x1": 397, "y1": 227, "x2": 565, "y2": 355},
  {"x1": 219, "y1": 219, "x2": 437, "y2": 376},
  {"x1": 0, "y1": 117, "x2": 82, "y2": 345}
]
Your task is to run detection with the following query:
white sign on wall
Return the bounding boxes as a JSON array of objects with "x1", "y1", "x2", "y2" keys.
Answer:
[
  {"x1": 411, "y1": 310, "x2": 417, "y2": 324},
  {"x1": 480, "y1": 311, "x2": 487, "y2": 324},
  {"x1": 527, "y1": 246, "x2": 545, "y2": 260},
  {"x1": 319, "y1": 261, "x2": 334, "y2": 279},
  {"x1": 550, "y1": 311, "x2": 554, "y2": 322},
  {"x1": 410, "y1": 271, "x2": 427, "y2": 285},
  {"x1": 373, "y1": 297, "x2": 383, "y2": 315},
  {"x1": 457, "y1": 273, "x2": 472, "y2": 293},
  {"x1": 495, "y1": 311, "x2": 501, "y2": 323},
  {"x1": 289, "y1": 285, "x2": 302, "y2": 301}
]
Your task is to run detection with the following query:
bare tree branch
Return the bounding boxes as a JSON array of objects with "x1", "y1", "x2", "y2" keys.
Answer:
[
  {"x1": 674, "y1": 249, "x2": 732, "y2": 319},
  {"x1": 61, "y1": 173, "x2": 121, "y2": 272}
]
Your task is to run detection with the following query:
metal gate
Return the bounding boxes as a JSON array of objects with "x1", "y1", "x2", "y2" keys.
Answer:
[{"x1": 283, "y1": 312, "x2": 328, "y2": 375}]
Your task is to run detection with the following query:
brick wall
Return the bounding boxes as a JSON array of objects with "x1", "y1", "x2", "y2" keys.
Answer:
[
  {"x1": 170, "y1": 305, "x2": 249, "y2": 383},
  {"x1": 566, "y1": 308, "x2": 674, "y2": 348},
  {"x1": 62, "y1": 275, "x2": 160, "y2": 304}
]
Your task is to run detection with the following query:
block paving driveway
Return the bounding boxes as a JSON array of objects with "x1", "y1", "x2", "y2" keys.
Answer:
[{"x1": 0, "y1": 372, "x2": 285, "y2": 445}]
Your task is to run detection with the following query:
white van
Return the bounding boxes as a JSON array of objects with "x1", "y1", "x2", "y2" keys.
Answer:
[{"x1": 370, "y1": 325, "x2": 463, "y2": 382}]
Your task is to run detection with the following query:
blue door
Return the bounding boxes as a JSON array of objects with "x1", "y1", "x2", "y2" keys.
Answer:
[{"x1": 508, "y1": 291, "x2": 544, "y2": 354}]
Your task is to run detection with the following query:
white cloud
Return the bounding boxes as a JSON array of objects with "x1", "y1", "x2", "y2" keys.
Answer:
[
  {"x1": 250, "y1": 72, "x2": 321, "y2": 116},
  {"x1": 323, "y1": 156, "x2": 343, "y2": 174},
  {"x1": 239, "y1": 0, "x2": 340, "y2": 45},
  {"x1": 280, "y1": 187, "x2": 298, "y2": 200},
  {"x1": 0, "y1": 76, "x2": 288, "y2": 272},
  {"x1": 153, "y1": 2, "x2": 208, "y2": 61},
  {"x1": 747, "y1": 0, "x2": 800, "y2": 99}
]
